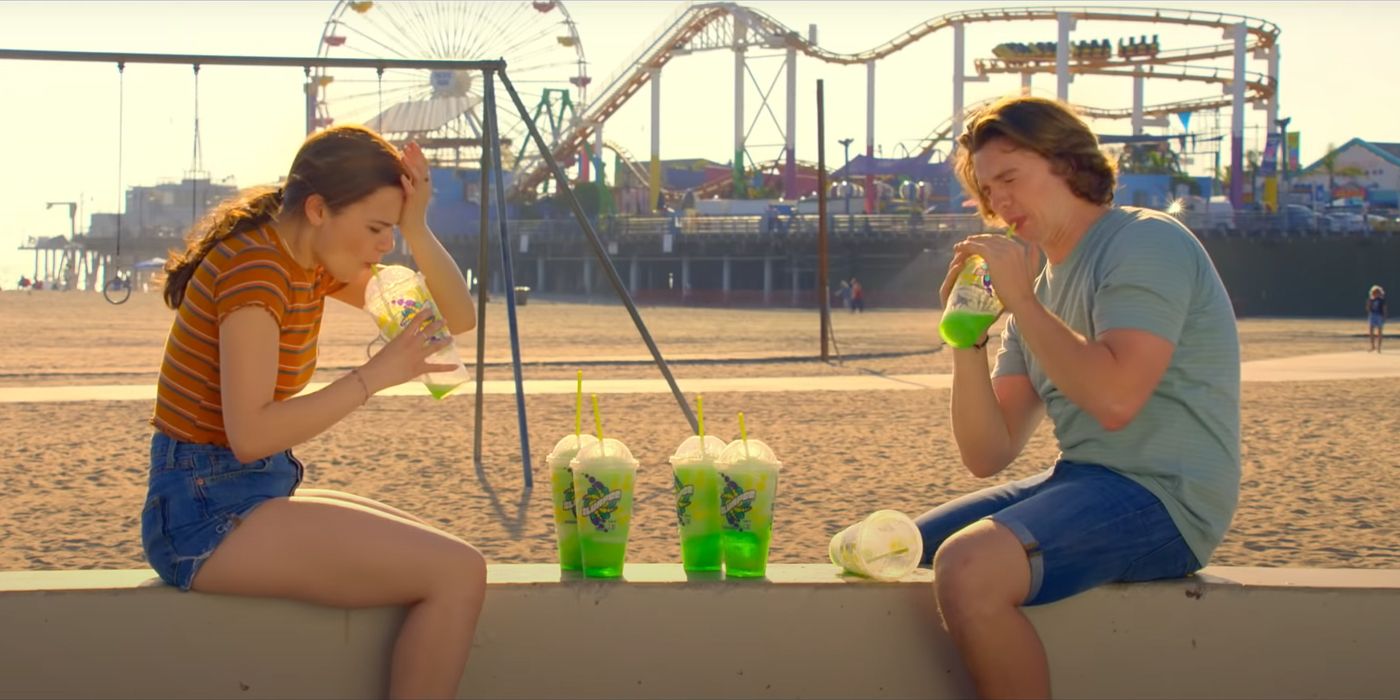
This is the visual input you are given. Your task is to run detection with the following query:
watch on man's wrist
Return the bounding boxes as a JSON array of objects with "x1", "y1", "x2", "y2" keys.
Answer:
[{"x1": 972, "y1": 335, "x2": 991, "y2": 350}]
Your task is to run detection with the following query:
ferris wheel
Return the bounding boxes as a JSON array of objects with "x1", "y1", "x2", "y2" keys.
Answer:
[{"x1": 311, "y1": 0, "x2": 589, "y2": 175}]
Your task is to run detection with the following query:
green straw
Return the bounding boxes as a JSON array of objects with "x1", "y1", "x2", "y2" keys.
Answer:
[
  {"x1": 575, "y1": 370, "x2": 583, "y2": 442},
  {"x1": 592, "y1": 394, "x2": 605, "y2": 456}
]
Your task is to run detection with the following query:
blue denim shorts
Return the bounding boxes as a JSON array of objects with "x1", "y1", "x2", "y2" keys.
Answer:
[
  {"x1": 915, "y1": 461, "x2": 1200, "y2": 606},
  {"x1": 1370, "y1": 312, "x2": 1385, "y2": 330},
  {"x1": 141, "y1": 431, "x2": 304, "y2": 590}
]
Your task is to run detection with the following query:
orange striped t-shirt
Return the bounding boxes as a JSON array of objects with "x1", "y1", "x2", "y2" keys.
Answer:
[{"x1": 151, "y1": 223, "x2": 345, "y2": 446}]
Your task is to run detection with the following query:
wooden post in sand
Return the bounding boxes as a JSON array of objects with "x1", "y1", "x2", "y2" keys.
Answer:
[{"x1": 816, "y1": 80, "x2": 831, "y2": 362}]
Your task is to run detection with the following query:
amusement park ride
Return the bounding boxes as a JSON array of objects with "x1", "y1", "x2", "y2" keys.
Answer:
[
  {"x1": 10, "y1": 1, "x2": 1286, "y2": 297},
  {"x1": 302, "y1": 1, "x2": 1281, "y2": 216},
  {"x1": 310, "y1": 0, "x2": 590, "y2": 180}
]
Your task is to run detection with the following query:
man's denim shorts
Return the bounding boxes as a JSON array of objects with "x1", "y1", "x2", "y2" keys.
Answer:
[
  {"x1": 915, "y1": 460, "x2": 1201, "y2": 606},
  {"x1": 141, "y1": 431, "x2": 304, "y2": 590}
]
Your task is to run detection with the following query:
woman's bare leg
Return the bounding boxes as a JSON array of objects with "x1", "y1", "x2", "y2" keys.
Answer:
[
  {"x1": 191, "y1": 496, "x2": 487, "y2": 700},
  {"x1": 294, "y1": 487, "x2": 432, "y2": 527}
]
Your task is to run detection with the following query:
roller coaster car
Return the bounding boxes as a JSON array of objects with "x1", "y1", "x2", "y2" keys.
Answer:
[
  {"x1": 1118, "y1": 35, "x2": 1161, "y2": 58},
  {"x1": 1076, "y1": 39, "x2": 1114, "y2": 61},
  {"x1": 992, "y1": 42, "x2": 1057, "y2": 64}
]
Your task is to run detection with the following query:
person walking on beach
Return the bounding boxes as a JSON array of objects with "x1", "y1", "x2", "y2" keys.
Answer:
[
  {"x1": 850, "y1": 277, "x2": 865, "y2": 313},
  {"x1": 917, "y1": 96, "x2": 1240, "y2": 699},
  {"x1": 1367, "y1": 285, "x2": 1386, "y2": 352},
  {"x1": 835, "y1": 279, "x2": 852, "y2": 311},
  {"x1": 141, "y1": 125, "x2": 484, "y2": 700}
]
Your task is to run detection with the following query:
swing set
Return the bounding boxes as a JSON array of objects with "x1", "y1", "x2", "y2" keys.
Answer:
[
  {"x1": 102, "y1": 59, "x2": 216, "y2": 305},
  {"x1": 0, "y1": 47, "x2": 699, "y2": 486}
]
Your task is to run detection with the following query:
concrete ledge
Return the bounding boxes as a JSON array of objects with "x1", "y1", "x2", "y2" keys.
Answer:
[{"x1": 2, "y1": 565, "x2": 1398, "y2": 699}]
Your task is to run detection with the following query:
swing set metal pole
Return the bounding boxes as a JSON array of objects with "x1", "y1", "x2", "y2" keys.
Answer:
[
  {"x1": 0, "y1": 48, "x2": 503, "y2": 72},
  {"x1": 482, "y1": 70, "x2": 533, "y2": 489}
]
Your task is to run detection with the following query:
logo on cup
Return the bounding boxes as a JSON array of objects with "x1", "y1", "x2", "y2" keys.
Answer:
[
  {"x1": 392, "y1": 298, "x2": 426, "y2": 328},
  {"x1": 562, "y1": 483, "x2": 577, "y2": 518},
  {"x1": 674, "y1": 473, "x2": 695, "y2": 526},
  {"x1": 959, "y1": 260, "x2": 996, "y2": 298},
  {"x1": 580, "y1": 474, "x2": 623, "y2": 531},
  {"x1": 720, "y1": 473, "x2": 757, "y2": 530}
]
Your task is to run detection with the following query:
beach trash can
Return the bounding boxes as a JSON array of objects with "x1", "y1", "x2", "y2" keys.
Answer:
[{"x1": 514, "y1": 286, "x2": 531, "y2": 305}]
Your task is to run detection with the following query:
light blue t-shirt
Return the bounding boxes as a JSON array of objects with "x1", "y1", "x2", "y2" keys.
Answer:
[{"x1": 992, "y1": 207, "x2": 1241, "y2": 565}]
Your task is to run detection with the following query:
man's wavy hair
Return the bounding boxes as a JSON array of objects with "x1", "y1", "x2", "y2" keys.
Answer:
[{"x1": 953, "y1": 95, "x2": 1116, "y2": 224}]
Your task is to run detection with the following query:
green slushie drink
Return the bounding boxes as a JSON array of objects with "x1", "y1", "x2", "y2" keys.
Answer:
[
  {"x1": 363, "y1": 265, "x2": 470, "y2": 398},
  {"x1": 938, "y1": 255, "x2": 1004, "y2": 349},
  {"x1": 668, "y1": 434, "x2": 728, "y2": 572},
  {"x1": 546, "y1": 433, "x2": 599, "y2": 572},
  {"x1": 716, "y1": 438, "x2": 782, "y2": 578},
  {"x1": 571, "y1": 438, "x2": 639, "y2": 578}
]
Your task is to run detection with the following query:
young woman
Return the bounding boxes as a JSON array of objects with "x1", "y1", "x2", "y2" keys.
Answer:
[
  {"x1": 919, "y1": 96, "x2": 1240, "y2": 699},
  {"x1": 142, "y1": 125, "x2": 483, "y2": 699}
]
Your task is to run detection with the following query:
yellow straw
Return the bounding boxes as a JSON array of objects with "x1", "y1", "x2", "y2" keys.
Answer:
[
  {"x1": 738, "y1": 411, "x2": 750, "y2": 459},
  {"x1": 1006, "y1": 223, "x2": 1016, "y2": 238},
  {"x1": 575, "y1": 370, "x2": 583, "y2": 440},
  {"x1": 697, "y1": 395, "x2": 706, "y2": 442},
  {"x1": 592, "y1": 394, "x2": 605, "y2": 455}
]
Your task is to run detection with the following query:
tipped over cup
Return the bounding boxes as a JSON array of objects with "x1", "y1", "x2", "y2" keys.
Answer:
[{"x1": 829, "y1": 510, "x2": 923, "y2": 581}]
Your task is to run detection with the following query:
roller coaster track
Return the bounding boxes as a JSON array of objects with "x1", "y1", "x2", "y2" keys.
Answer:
[
  {"x1": 601, "y1": 140, "x2": 652, "y2": 191},
  {"x1": 897, "y1": 37, "x2": 1279, "y2": 159},
  {"x1": 603, "y1": 138, "x2": 820, "y2": 200},
  {"x1": 512, "y1": 2, "x2": 1280, "y2": 196},
  {"x1": 913, "y1": 87, "x2": 1263, "y2": 160},
  {"x1": 975, "y1": 56, "x2": 1274, "y2": 100}
]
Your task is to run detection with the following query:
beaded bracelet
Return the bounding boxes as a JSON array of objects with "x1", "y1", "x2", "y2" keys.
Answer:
[{"x1": 349, "y1": 368, "x2": 372, "y2": 404}]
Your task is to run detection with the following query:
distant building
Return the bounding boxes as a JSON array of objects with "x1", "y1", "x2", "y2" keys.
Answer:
[
  {"x1": 1291, "y1": 138, "x2": 1400, "y2": 209},
  {"x1": 87, "y1": 177, "x2": 239, "y2": 240},
  {"x1": 613, "y1": 157, "x2": 727, "y2": 193}
]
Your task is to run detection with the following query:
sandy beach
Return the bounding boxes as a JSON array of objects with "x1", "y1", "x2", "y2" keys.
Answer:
[{"x1": 1, "y1": 290, "x2": 1396, "y2": 573}]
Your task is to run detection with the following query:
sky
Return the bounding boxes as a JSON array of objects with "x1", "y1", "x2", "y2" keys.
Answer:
[{"x1": 1, "y1": 0, "x2": 1396, "y2": 284}]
